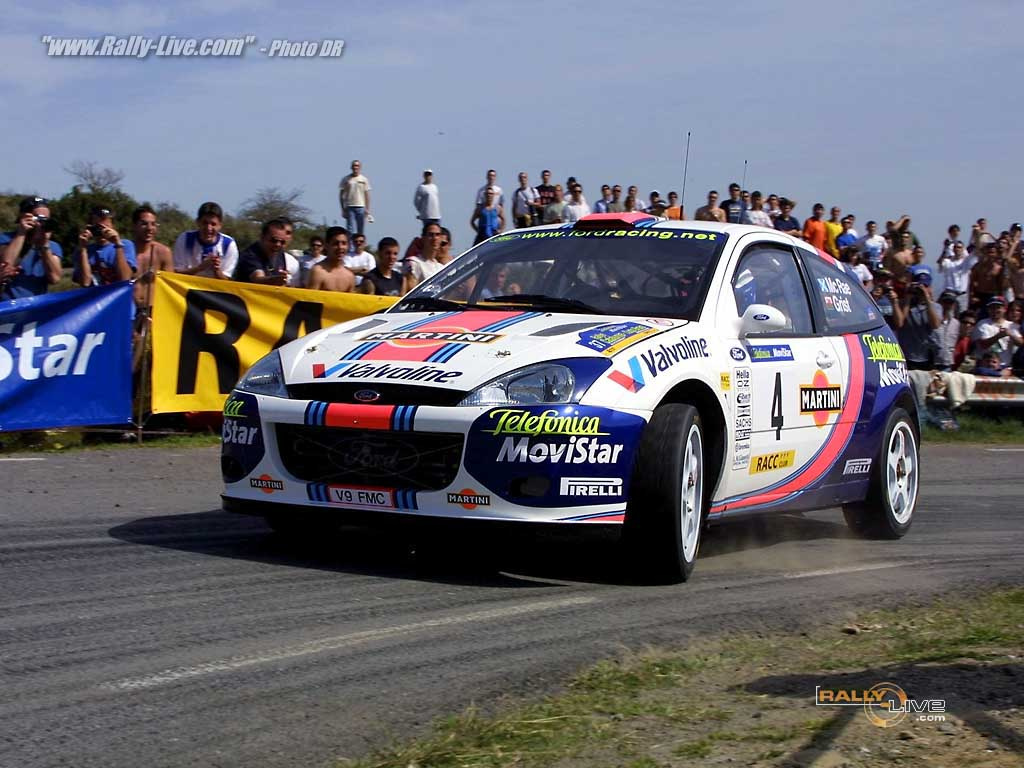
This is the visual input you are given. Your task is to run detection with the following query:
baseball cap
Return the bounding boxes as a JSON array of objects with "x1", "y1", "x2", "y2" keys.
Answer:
[
  {"x1": 909, "y1": 265, "x2": 933, "y2": 286},
  {"x1": 424, "y1": 168, "x2": 433, "y2": 174},
  {"x1": 89, "y1": 205, "x2": 113, "y2": 218},
  {"x1": 939, "y1": 290, "x2": 958, "y2": 303},
  {"x1": 987, "y1": 296, "x2": 1007, "y2": 307},
  {"x1": 18, "y1": 196, "x2": 48, "y2": 214}
]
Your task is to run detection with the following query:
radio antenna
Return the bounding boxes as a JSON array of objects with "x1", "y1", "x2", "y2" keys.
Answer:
[{"x1": 680, "y1": 131, "x2": 691, "y2": 217}]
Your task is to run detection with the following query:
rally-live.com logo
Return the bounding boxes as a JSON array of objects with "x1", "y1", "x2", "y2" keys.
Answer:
[{"x1": 815, "y1": 683, "x2": 945, "y2": 727}]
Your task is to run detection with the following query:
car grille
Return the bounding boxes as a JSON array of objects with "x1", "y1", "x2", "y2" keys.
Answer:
[
  {"x1": 287, "y1": 382, "x2": 467, "y2": 406},
  {"x1": 275, "y1": 424, "x2": 463, "y2": 490}
]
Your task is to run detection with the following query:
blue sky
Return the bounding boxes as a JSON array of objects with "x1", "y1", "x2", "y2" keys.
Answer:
[{"x1": 2, "y1": 0, "x2": 1021, "y2": 260}]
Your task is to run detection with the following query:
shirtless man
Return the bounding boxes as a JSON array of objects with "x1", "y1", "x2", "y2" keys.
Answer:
[
  {"x1": 694, "y1": 190, "x2": 726, "y2": 222},
  {"x1": 308, "y1": 226, "x2": 356, "y2": 292},
  {"x1": 130, "y1": 204, "x2": 174, "y2": 313},
  {"x1": 884, "y1": 231, "x2": 915, "y2": 281}
]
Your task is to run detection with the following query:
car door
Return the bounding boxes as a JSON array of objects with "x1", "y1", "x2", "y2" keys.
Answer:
[
  {"x1": 714, "y1": 241, "x2": 840, "y2": 507},
  {"x1": 797, "y1": 249, "x2": 894, "y2": 490}
]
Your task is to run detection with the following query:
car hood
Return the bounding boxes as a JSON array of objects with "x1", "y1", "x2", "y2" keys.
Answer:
[{"x1": 278, "y1": 309, "x2": 690, "y2": 392}]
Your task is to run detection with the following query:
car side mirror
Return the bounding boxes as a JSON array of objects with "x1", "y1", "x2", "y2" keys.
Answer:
[{"x1": 739, "y1": 304, "x2": 787, "y2": 336}]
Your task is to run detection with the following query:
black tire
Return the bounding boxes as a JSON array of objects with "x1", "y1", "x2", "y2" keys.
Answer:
[
  {"x1": 623, "y1": 404, "x2": 707, "y2": 583},
  {"x1": 843, "y1": 407, "x2": 918, "y2": 539}
]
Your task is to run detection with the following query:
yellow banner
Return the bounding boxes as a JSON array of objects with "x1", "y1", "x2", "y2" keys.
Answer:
[{"x1": 151, "y1": 273, "x2": 397, "y2": 413}]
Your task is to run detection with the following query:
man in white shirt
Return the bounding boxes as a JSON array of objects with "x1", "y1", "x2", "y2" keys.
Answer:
[
  {"x1": 855, "y1": 220, "x2": 887, "y2": 271},
  {"x1": 413, "y1": 169, "x2": 441, "y2": 225},
  {"x1": 973, "y1": 296, "x2": 1023, "y2": 367},
  {"x1": 344, "y1": 232, "x2": 376, "y2": 287},
  {"x1": 296, "y1": 236, "x2": 325, "y2": 287},
  {"x1": 937, "y1": 240, "x2": 975, "y2": 313},
  {"x1": 511, "y1": 172, "x2": 539, "y2": 228},
  {"x1": 339, "y1": 159, "x2": 372, "y2": 235},
  {"x1": 561, "y1": 184, "x2": 591, "y2": 223},
  {"x1": 172, "y1": 201, "x2": 238, "y2": 279},
  {"x1": 475, "y1": 169, "x2": 504, "y2": 208},
  {"x1": 741, "y1": 191, "x2": 773, "y2": 228}
]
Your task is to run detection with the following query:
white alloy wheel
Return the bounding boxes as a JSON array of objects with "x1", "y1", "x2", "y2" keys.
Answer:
[
  {"x1": 886, "y1": 421, "x2": 918, "y2": 525},
  {"x1": 680, "y1": 424, "x2": 703, "y2": 562}
]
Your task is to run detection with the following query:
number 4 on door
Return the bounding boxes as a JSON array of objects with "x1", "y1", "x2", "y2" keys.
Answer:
[{"x1": 771, "y1": 371, "x2": 784, "y2": 440}]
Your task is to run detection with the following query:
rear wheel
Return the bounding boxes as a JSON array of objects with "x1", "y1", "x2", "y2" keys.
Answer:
[
  {"x1": 843, "y1": 407, "x2": 918, "y2": 539},
  {"x1": 623, "y1": 404, "x2": 706, "y2": 583}
]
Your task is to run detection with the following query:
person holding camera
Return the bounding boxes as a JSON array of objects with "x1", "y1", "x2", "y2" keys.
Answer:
[
  {"x1": 0, "y1": 197, "x2": 64, "y2": 300},
  {"x1": 893, "y1": 266, "x2": 940, "y2": 370},
  {"x1": 73, "y1": 206, "x2": 136, "y2": 287}
]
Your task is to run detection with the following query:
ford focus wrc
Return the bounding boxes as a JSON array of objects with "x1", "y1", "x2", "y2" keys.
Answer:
[{"x1": 222, "y1": 213, "x2": 920, "y2": 582}]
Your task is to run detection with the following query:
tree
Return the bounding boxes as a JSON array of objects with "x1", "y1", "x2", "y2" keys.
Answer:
[
  {"x1": 238, "y1": 186, "x2": 313, "y2": 228},
  {"x1": 151, "y1": 201, "x2": 193, "y2": 247},
  {"x1": 64, "y1": 160, "x2": 126, "y2": 194}
]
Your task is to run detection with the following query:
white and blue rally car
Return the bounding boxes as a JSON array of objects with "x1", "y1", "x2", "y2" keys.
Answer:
[{"x1": 222, "y1": 213, "x2": 919, "y2": 582}]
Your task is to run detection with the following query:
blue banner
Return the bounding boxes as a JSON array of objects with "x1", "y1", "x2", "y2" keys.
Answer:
[{"x1": 0, "y1": 283, "x2": 133, "y2": 431}]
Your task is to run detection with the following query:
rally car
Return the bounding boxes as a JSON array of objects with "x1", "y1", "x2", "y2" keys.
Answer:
[{"x1": 222, "y1": 213, "x2": 919, "y2": 582}]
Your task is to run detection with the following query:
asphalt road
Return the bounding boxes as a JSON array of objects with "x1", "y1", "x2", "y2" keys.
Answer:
[{"x1": 1, "y1": 443, "x2": 1021, "y2": 768}]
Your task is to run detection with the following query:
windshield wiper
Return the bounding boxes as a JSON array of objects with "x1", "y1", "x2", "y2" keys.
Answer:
[
  {"x1": 480, "y1": 294, "x2": 606, "y2": 314},
  {"x1": 394, "y1": 295, "x2": 467, "y2": 312}
]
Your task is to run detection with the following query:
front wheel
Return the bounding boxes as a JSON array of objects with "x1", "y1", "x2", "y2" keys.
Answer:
[
  {"x1": 623, "y1": 404, "x2": 706, "y2": 583},
  {"x1": 843, "y1": 407, "x2": 918, "y2": 539}
]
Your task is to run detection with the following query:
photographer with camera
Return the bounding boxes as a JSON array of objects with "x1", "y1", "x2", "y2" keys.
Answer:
[
  {"x1": 893, "y1": 265, "x2": 940, "y2": 370},
  {"x1": 73, "y1": 206, "x2": 136, "y2": 287},
  {"x1": 0, "y1": 196, "x2": 64, "y2": 300}
]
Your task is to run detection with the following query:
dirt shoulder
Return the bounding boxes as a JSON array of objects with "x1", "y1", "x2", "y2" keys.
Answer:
[{"x1": 344, "y1": 586, "x2": 1024, "y2": 768}]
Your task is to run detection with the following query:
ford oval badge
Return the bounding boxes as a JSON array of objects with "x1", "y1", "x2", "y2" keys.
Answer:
[
  {"x1": 753, "y1": 313, "x2": 770, "y2": 321},
  {"x1": 354, "y1": 389, "x2": 381, "y2": 403},
  {"x1": 730, "y1": 347, "x2": 746, "y2": 361}
]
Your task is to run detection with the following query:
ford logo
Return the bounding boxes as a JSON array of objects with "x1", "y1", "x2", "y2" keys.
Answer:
[
  {"x1": 333, "y1": 436, "x2": 419, "y2": 477},
  {"x1": 353, "y1": 389, "x2": 381, "y2": 403},
  {"x1": 730, "y1": 347, "x2": 746, "y2": 361},
  {"x1": 753, "y1": 313, "x2": 770, "y2": 321}
]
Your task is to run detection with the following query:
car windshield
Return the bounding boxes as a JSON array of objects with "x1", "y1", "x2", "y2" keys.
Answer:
[{"x1": 395, "y1": 227, "x2": 728, "y2": 320}]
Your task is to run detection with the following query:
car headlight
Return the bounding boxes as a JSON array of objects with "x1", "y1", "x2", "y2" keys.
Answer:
[
  {"x1": 235, "y1": 351, "x2": 288, "y2": 397},
  {"x1": 458, "y1": 363, "x2": 576, "y2": 406}
]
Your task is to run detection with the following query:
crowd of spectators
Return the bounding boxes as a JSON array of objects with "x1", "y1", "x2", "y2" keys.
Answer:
[{"x1": 3, "y1": 162, "x2": 1023, "y2": 383}]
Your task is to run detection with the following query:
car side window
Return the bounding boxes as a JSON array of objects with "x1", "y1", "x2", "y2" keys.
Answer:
[
  {"x1": 732, "y1": 245, "x2": 814, "y2": 335},
  {"x1": 801, "y1": 253, "x2": 882, "y2": 334}
]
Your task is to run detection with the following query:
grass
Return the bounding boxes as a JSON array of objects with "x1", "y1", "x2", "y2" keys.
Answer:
[
  {"x1": 0, "y1": 429, "x2": 220, "y2": 453},
  {"x1": 922, "y1": 410, "x2": 1024, "y2": 443},
  {"x1": 340, "y1": 587, "x2": 1024, "y2": 767}
]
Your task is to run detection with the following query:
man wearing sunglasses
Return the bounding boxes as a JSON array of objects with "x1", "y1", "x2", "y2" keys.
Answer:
[
  {"x1": 234, "y1": 218, "x2": 293, "y2": 284},
  {"x1": 344, "y1": 233, "x2": 376, "y2": 287}
]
